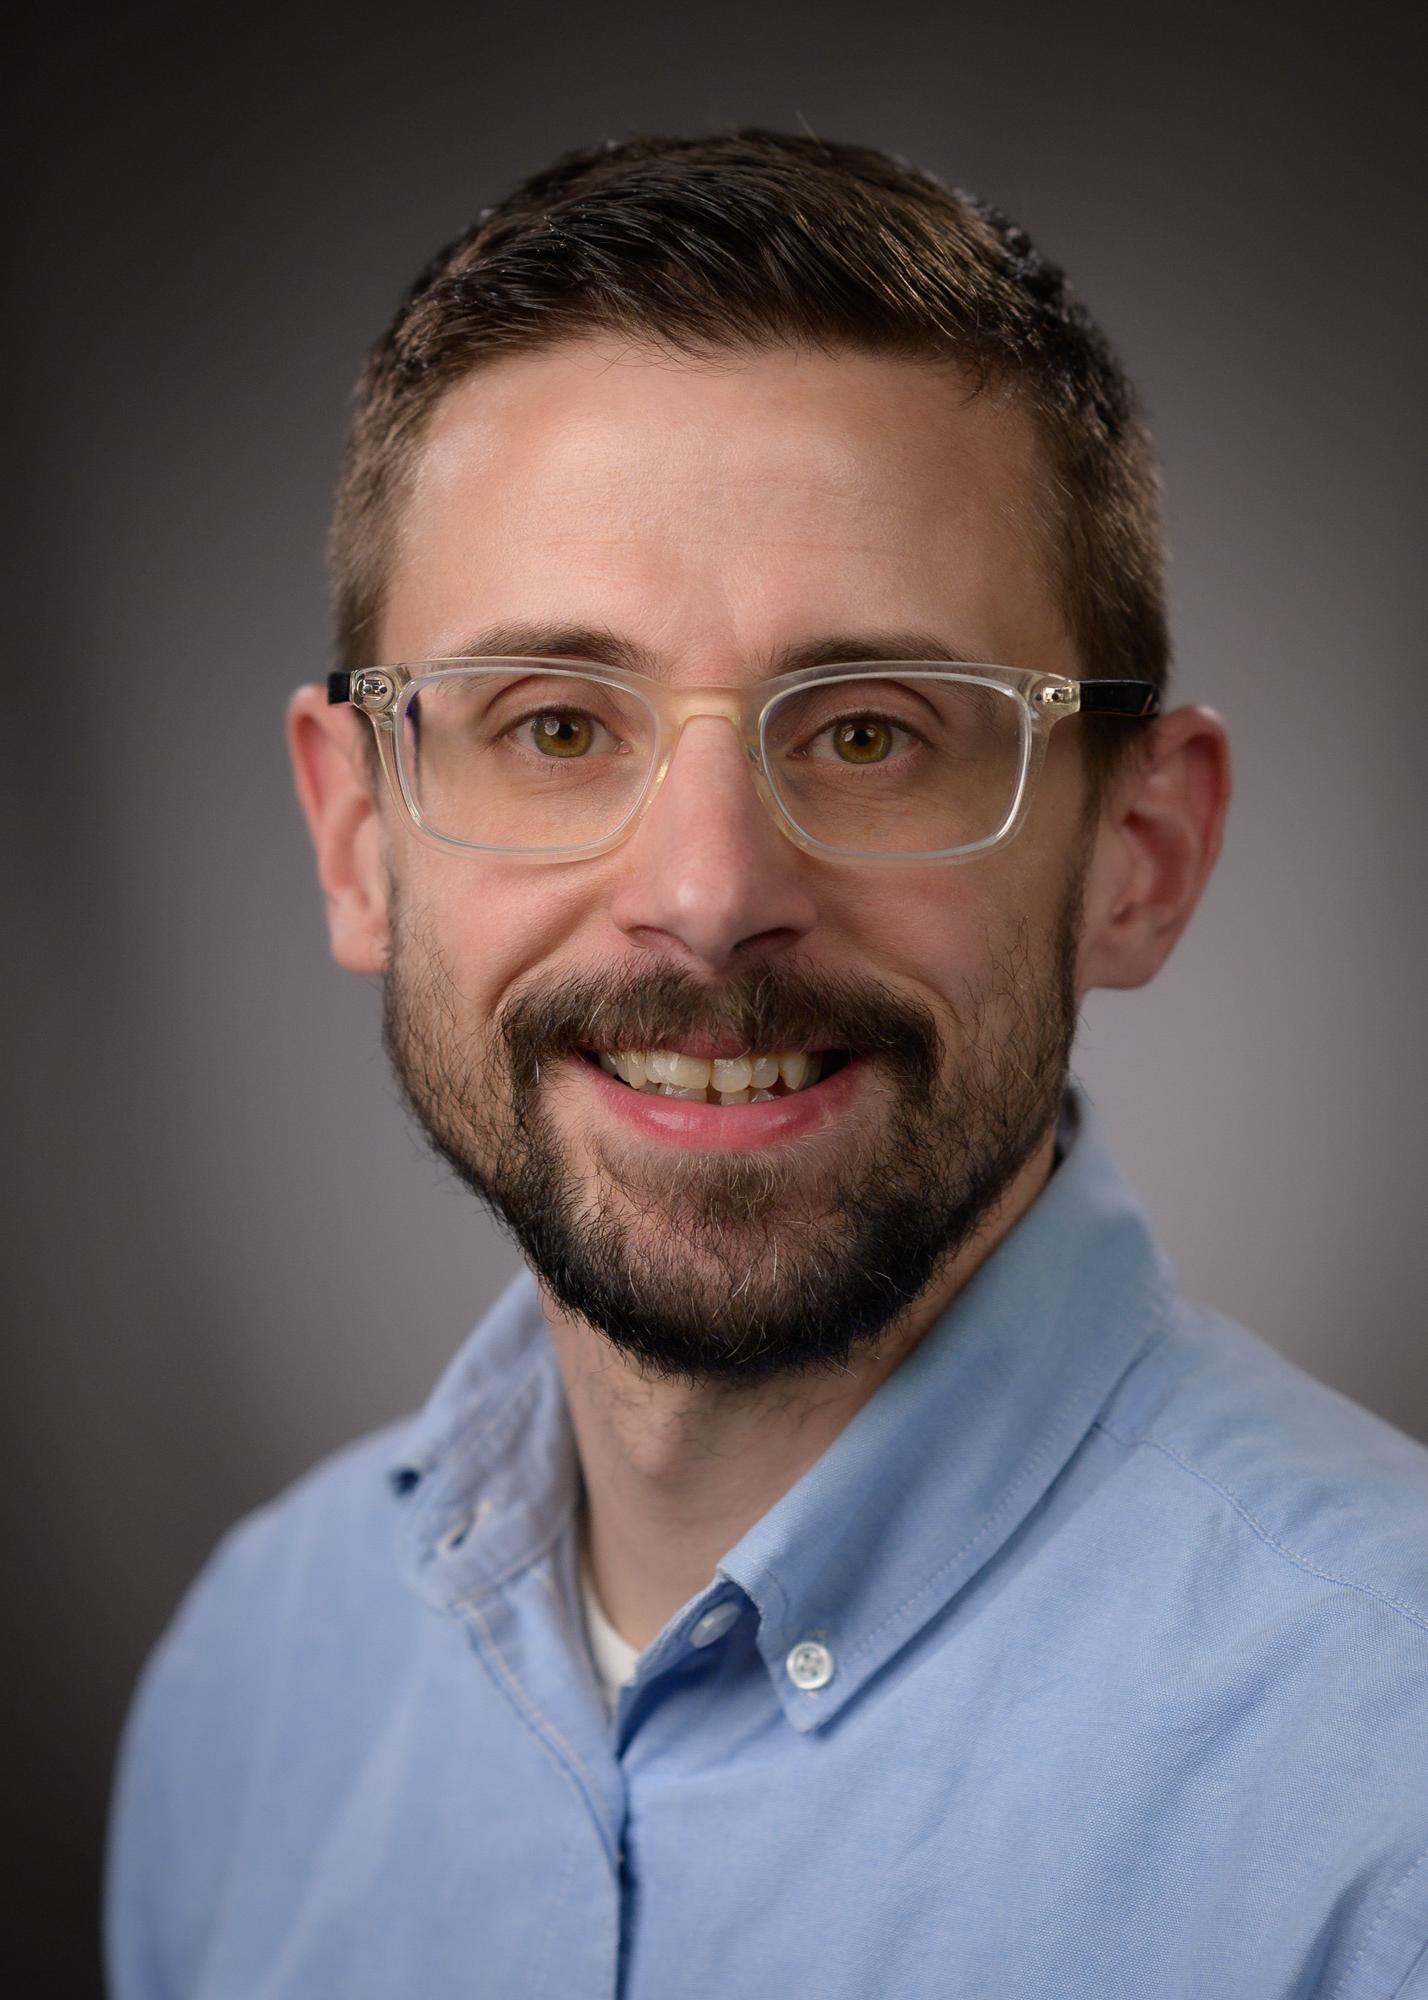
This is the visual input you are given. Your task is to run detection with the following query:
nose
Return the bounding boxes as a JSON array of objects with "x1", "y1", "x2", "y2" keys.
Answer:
[{"x1": 606, "y1": 716, "x2": 819, "y2": 974}]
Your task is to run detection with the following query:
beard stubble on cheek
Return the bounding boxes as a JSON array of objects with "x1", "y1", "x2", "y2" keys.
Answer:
[{"x1": 378, "y1": 864, "x2": 1086, "y2": 1389}]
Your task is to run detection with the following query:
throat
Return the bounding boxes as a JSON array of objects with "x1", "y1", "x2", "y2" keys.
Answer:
[{"x1": 558, "y1": 1293, "x2": 912, "y2": 1652}]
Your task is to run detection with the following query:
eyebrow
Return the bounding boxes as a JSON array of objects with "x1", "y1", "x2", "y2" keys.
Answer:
[{"x1": 419, "y1": 621, "x2": 981, "y2": 678}]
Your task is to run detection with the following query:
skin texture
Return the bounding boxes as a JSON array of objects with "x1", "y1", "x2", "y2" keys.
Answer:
[{"x1": 289, "y1": 338, "x2": 1230, "y2": 1648}]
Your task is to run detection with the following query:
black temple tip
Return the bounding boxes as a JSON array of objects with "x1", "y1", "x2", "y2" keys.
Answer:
[{"x1": 1080, "y1": 679, "x2": 1160, "y2": 717}]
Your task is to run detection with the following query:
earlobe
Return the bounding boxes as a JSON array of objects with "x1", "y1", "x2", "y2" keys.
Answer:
[
  {"x1": 1078, "y1": 705, "x2": 1231, "y2": 994},
  {"x1": 286, "y1": 686, "x2": 393, "y2": 976}
]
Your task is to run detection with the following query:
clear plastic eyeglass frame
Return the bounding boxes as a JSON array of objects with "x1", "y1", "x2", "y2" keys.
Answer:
[{"x1": 326, "y1": 657, "x2": 1160, "y2": 864}]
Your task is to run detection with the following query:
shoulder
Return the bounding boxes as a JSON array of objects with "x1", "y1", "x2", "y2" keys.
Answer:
[
  {"x1": 1099, "y1": 1300, "x2": 1428, "y2": 1641},
  {"x1": 106, "y1": 1420, "x2": 421, "y2": 1994},
  {"x1": 1085, "y1": 1309, "x2": 1428, "y2": 1998},
  {"x1": 122, "y1": 1415, "x2": 419, "y2": 1750}
]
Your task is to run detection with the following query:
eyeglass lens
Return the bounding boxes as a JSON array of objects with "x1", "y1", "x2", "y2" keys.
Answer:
[{"x1": 398, "y1": 667, "x2": 1029, "y2": 856}]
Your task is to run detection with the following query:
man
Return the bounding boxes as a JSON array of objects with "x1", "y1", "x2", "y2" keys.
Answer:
[{"x1": 106, "y1": 131, "x2": 1428, "y2": 1998}]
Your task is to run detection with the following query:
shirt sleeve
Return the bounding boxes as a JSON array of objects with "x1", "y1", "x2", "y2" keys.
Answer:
[
  {"x1": 1328, "y1": 1845, "x2": 1428, "y2": 2000},
  {"x1": 104, "y1": 1624, "x2": 185, "y2": 2000},
  {"x1": 1391, "y1": 1943, "x2": 1428, "y2": 1999},
  {"x1": 102, "y1": 1512, "x2": 277, "y2": 2000}
]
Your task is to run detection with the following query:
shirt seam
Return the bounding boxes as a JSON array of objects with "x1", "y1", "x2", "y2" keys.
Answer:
[
  {"x1": 1093, "y1": 1421, "x2": 1428, "y2": 1639},
  {"x1": 1327, "y1": 1839, "x2": 1428, "y2": 2000},
  {"x1": 1389, "y1": 1936, "x2": 1428, "y2": 1999},
  {"x1": 460, "y1": 1597, "x2": 620, "y2": 1877}
]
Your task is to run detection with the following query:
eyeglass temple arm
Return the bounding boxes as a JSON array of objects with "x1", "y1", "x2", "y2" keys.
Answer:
[{"x1": 1074, "y1": 680, "x2": 1160, "y2": 716}]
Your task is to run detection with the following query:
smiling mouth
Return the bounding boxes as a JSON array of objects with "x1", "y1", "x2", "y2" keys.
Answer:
[{"x1": 579, "y1": 1046, "x2": 850, "y2": 1104}]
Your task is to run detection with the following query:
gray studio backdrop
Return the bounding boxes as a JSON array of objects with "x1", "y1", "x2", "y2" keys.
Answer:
[{"x1": 7, "y1": 4, "x2": 1424, "y2": 1990}]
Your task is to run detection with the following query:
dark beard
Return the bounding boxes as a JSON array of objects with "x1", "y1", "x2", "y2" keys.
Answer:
[{"x1": 380, "y1": 882, "x2": 1083, "y2": 1388}]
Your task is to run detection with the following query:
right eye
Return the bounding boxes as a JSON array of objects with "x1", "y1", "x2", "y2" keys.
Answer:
[
  {"x1": 804, "y1": 714, "x2": 917, "y2": 765},
  {"x1": 512, "y1": 710, "x2": 619, "y2": 758}
]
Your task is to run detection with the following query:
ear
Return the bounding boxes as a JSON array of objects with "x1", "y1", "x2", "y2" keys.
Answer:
[
  {"x1": 286, "y1": 685, "x2": 393, "y2": 975},
  {"x1": 1078, "y1": 705, "x2": 1232, "y2": 993}
]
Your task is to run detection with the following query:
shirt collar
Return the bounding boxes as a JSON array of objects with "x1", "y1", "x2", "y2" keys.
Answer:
[
  {"x1": 718, "y1": 1083, "x2": 1176, "y2": 1728},
  {"x1": 387, "y1": 1082, "x2": 1175, "y2": 1729},
  {"x1": 386, "y1": 1269, "x2": 576, "y2": 1614}
]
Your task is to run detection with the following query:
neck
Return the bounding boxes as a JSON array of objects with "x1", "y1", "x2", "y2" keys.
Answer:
[{"x1": 545, "y1": 1128, "x2": 1058, "y2": 1651}]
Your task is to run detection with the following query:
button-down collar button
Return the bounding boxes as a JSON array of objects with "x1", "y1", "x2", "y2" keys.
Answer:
[
  {"x1": 785, "y1": 1640, "x2": 834, "y2": 1690},
  {"x1": 690, "y1": 1600, "x2": 741, "y2": 1648},
  {"x1": 436, "y1": 1516, "x2": 474, "y2": 1556},
  {"x1": 435, "y1": 1497, "x2": 492, "y2": 1556}
]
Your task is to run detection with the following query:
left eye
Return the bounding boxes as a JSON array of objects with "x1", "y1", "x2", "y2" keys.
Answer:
[
  {"x1": 513, "y1": 710, "x2": 618, "y2": 758},
  {"x1": 809, "y1": 717, "x2": 911, "y2": 764}
]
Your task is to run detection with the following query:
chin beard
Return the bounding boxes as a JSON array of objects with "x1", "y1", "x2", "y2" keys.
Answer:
[{"x1": 380, "y1": 880, "x2": 1082, "y2": 1388}]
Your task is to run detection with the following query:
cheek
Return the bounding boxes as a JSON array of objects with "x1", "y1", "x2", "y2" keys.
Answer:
[
  {"x1": 406, "y1": 853, "x2": 608, "y2": 1013},
  {"x1": 833, "y1": 867, "x2": 996, "y2": 994},
  {"x1": 835, "y1": 845, "x2": 1066, "y2": 1002}
]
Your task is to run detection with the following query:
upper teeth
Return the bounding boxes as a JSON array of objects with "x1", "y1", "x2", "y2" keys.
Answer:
[{"x1": 595, "y1": 1048, "x2": 823, "y2": 1098}]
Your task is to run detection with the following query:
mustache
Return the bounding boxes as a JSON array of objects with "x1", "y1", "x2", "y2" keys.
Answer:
[{"x1": 495, "y1": 960, "x2": 944, "y2": 1093}]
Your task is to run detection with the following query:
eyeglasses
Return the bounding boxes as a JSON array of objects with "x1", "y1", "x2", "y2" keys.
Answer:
[{"x1": 327, "y1": 658, "x2": 1159, "y2": 864}]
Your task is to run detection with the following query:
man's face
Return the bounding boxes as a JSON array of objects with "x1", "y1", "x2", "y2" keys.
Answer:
[{"x1": 374, "y1": 340, "x2": 1095, "y2": 1384}]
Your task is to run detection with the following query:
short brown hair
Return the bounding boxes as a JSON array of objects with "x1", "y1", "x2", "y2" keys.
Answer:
[{"x1": 330, "y1": 129, "x2": 1167, "y2": 798}]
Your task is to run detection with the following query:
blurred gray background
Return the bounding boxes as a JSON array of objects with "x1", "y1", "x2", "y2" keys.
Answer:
[{"x1": 6, "y1": 2, "x2": 1424, "y2": 1989}]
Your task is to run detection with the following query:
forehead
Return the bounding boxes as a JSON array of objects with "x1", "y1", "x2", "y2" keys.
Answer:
[{"x1": 378, "y1": 338, "x2": 1071, "y2": 676}]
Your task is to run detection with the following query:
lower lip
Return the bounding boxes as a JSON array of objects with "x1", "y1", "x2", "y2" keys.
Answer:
[{"x1": 570, "y1": 1055, "x2": 863, "y2": 1151}]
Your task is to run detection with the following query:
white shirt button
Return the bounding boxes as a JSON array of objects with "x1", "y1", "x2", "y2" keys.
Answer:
[
  {"x1": 785, "y1": 1640, "x2": 834, "y2": 1690},
  {"x1": 436, "y1": 1514, "x2": 475, "y2": 1555},
  {"x1": 435, "y1": 1497, "x2": 492, "y2": 1556},
  {"x1": 690, "y1": 1600, "x2": 741, "y2": 1647}
]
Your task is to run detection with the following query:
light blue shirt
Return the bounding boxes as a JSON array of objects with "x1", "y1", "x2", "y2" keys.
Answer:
[{"x1": 106, "y1": 1087, "x2": 1428, "y2": 1997}]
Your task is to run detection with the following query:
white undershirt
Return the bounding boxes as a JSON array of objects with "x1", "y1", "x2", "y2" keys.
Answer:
[{"x1": 578, "y1": 1550, "x2": 640, "y2": 1709}]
